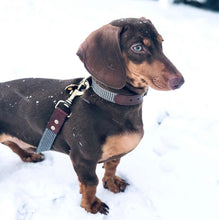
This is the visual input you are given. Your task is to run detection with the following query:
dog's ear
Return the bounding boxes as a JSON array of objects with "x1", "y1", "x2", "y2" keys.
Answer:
[{"x1": 77, "y1": 24, "x2": 126, "y2": 89}]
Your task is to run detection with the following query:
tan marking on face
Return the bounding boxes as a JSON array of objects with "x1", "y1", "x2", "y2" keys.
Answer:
[
  {"x1": 157, "y1": 35, "x2": 163, "y2": 43},
  {"x1": 140, "y1": 17, "x2": 146, "y2": 20},
  {"x1": 123, "y1": 53, "x2": 174, "y2": 91},
  {"x1": 143, "y1": 38, "x2": 151, "y2": 47},
  {"x1": 99, "y1": 132, "x2": 142, "y2": 163},
  {"x1": 0, "y1": 134, "x2": 36, "y2": 152}
]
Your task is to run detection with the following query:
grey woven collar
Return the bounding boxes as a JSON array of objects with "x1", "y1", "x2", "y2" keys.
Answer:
[{"x1": 91, "y1": 79, "x2": 146, "y2": 106}]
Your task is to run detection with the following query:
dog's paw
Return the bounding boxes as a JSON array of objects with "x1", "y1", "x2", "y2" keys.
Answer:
[
  {"x1": 91, "y1": 199, "x2": 109, "y2": 215},
  {"x1": 81, "y1": 197, "x2": 109, "y2": 215},
  {"x1": 103, "y1": 176, "x2": 129, "y2": 193},
  {"x1": 21, "y1": 153, "x2": 45, "y2": 163}
]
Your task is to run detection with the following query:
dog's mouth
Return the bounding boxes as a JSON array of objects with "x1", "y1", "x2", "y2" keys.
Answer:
[
  {"x1": 147, "y1": 75, "x2": 184, "y2": 91},
  {"x1": 148, "y1": 77, "x2": 171, "y2": 91},
  {"x1": 127, "y1": 72, "x2": 170, "y2": 92}
]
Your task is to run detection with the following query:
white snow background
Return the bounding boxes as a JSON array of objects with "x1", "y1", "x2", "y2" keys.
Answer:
[{"x1": 0, "y1": 0, "x2": 219, "y2": 219}]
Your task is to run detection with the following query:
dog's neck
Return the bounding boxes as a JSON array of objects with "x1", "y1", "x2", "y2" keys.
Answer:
[{"x1": 91, "y1": 78, "x2": 147, "y2": 106}]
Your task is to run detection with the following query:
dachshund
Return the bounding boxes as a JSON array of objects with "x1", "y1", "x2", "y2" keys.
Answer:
[{"x1": 0, "y1": 17, "x2": 184, "y2": 214}]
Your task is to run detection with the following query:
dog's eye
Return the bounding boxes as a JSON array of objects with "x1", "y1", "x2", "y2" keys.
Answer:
[
  {"x1": 131, "y1": 44, "x2": 143, "y2": 53},
  {"x1": 133, "y1": 45, "x2": 142, "y2": 51}
]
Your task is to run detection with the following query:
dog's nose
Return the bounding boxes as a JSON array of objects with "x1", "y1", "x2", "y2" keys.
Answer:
[{"x1": 169, "y1": 77, "x2": 184, "y2": 90}]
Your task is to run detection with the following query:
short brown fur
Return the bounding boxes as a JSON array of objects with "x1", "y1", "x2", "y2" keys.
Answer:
[{"x1": 0, "y1": 17, "x2": 184, "y2": 215}]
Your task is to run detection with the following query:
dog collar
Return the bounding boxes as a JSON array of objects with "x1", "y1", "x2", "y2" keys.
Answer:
[
  {"x1": 36, "y1": 77, "x2": 146, "y2": 153},
  {"x1": 91, "y1": 78, "x2": 146, "y2": 106}
]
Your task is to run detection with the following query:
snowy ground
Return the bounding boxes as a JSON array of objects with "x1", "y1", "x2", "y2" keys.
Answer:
[{"x1": 0, "y1": 0, "x2": 219, "y2": 219}]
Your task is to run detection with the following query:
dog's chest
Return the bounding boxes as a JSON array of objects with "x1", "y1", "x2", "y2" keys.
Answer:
[{"x1": 99, "y1": 132, "x2": 142, "y2": 163}]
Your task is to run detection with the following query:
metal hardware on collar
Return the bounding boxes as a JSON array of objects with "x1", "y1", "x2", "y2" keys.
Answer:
[
  {"x1": 91, "y1": 78, "x2": 146, "y2": 106},
  {"x1": 36, "y1": 77, "x2": 90, "y2": 153},
  {"x1": 56, "y1": 77, "x2": 90, "y2": 111},
  {"x1": 65, "y1": 77, "x2": 90, "y2": 107}
]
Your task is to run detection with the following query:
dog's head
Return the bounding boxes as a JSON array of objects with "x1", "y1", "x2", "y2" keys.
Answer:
[{"x1": 77, "y1": 17, "x2": 184, "y2": 92}]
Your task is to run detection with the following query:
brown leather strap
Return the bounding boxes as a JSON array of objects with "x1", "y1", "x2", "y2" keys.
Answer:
[
  {"x1": 114, "y1": 93, "x2": 144, "y2": 105},
  {"x1": 46, "y1": 107, "x2": 69, "y2": 135}
]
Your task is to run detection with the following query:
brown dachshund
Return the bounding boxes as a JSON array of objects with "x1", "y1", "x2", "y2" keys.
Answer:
[{"x1": 0, "y1": 17, "x2": 184, "y2": 214}]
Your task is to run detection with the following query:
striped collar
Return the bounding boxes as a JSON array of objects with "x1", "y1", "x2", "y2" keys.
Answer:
[{"x1": 91, "y1": 78, "x2": 146, "y2": 106}]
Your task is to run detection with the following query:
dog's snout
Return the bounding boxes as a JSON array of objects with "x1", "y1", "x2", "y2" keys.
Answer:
[{"x1": 169, "y1": 77, "x2": 184, "y2": 90}]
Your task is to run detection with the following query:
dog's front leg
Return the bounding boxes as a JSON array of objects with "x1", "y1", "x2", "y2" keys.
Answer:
[
  {"x1": 70, "y1": 156, "x2": 109, "y2": 215},
  {"x1": 103, "y1": 158, "x2": 129, "y2": 193},
  {"x1": 80, "y1": 183, "x2": 109, "y2": 215}
]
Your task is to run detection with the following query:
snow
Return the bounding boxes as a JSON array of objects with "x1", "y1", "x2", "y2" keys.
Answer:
[{"x1": 0, "y1": 0, "x2": 219, "y2": 219}]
